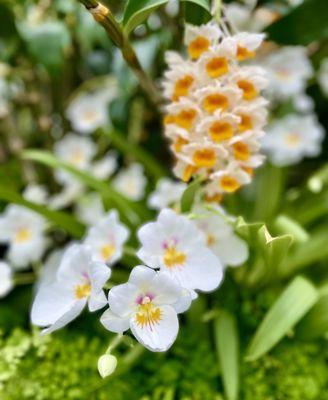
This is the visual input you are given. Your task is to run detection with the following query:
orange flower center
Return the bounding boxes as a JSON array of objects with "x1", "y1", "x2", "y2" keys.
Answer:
[
  {"x1": 238, "y1": 114, "x2": 253, "y2": 132},
  {"x1": 175, "y1": 109, "x2": 197, "y2": 130},
  {"x1": 193, "y1": 148, "x2": 217, "y2": 168},
  {"x1": 173, "y1": 75, "x2": 194, "y2": 101},
  {"x1": 163, "y1": 114, "x2": 175, "y2": 125},
  {"x1": 173, "y1": 137, "x2": 189, "y2": 153},
  {"x1": 188, "y1": 36, "x2": 210, "y2": 59},
  {"x1": 204, "y1": 193, "x2": 223, "y2": 203},
  {"x1": 203, "y1": 94, "x2": 229, "y2": 113},
  {"x1": 220, "y1": 176, "x2": 241, "y2": 193},
  {"x1": 205, "y1": 57, "x2": 229, "y2": 78},
  {"x1": 163, "y1": 246, "x2": 186, "y2": 268},
  {"x1": 285, "y1": 133, "x2": 301, "y2": 146},
  {"x1": 209, "y1": 121, "x2": 233, "y2": 142},
  {"x1": 182, "y1": 165, "x2": 197, "y2": 182},
  {"x1": 233, "y1": 142, "x2": 250, "y2": 161},
  {"x1": 236, "y1": 45, "x2": 256, "y2": 61},
  {"x1": 100, "y1": 244, "x2": 116, "y2": 261},
  {"x1": 237, "y1": 80, "x2": 258, "y2": 100}
]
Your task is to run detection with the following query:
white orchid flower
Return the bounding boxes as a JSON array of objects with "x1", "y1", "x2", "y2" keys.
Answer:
[
  {"x1": 148, "y1": 178, "x2": 186, "y2": 210},
  {"x1": 31, "y1": 244, "x2": 111, "y2": 334},
  {"x1": 0, "y1": 205, "x2": 47, "y2": 270},
  {"x1": 193, "y1": 205, "x2": 248, "y2": 267},
  {"x1": 84, "y1": 210, "x2": 129, "y2": 265},
  {"x1": 137, "y1": 209, "x2": 223, "y2": 293},
  {"x1": 75, "y1": 193, "x2": 105, "y2": 226},
  {"x1": 101, "y1": 265, "x2": 191, "y2": 352},
  {"x1": 113, "y1": 163, "x2": 147, "y2": 201},
  {"x1": 0, "y1": 261, "x2": 13, "y2": 298}
]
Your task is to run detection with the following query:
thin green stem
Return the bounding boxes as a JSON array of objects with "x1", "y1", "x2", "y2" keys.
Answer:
[
  {"x1": 213, "y1": 0, "x2": 222, "y2": 23},
  {"x1": 77, "y1": 0, "x2": 161, "y2": 106},
  {"x1": 14, "y1": 272, "x2": 36, "y2": 285}
]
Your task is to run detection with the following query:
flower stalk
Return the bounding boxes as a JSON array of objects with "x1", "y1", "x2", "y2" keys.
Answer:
[{"x1": 77, "y1": 0, "x2": 161, "y2": 106}]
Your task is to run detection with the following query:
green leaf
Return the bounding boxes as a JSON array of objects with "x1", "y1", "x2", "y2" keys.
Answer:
[
  {"x1": 182, "y1": 0, "x2": 211, "y2": 12},
  {"x1": 123, "y1": 0, "x2": 169, "y2": 34},
  {"x1": 246, "y1": 276, "x2": 319, "y2": 361},
  {"x1": 0, "y1": 185, "x2": 85, "y2": 239},
  {"x1": 214, "y1": 311, "x2": 239, "y2": 400},
  {"x1": 104, "y1": 130, "x2": 167, "y2": 180},
  {"x1": 17, "y1": 21, "x2": 71, "y2": 72},
  {"x1": 296, "y1": 285, "x2": 328, "y2": 340},
  {"x1": 22, "y1": 149, "x2": 142, "y2": 227},
  {"x1": 266, "y1": 0, "x2": 328, "y2": 45},
  {"x1": 183, "y1": 0, "x2": 212, "y2": 24},
  {"x1": 180, "y1": 177, "x2": 201, "y2": 213}
]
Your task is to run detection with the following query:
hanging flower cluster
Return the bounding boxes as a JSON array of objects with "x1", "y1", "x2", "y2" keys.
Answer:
[{"x1": 162, "y1": 22, "x2": 268, "y2": 200}]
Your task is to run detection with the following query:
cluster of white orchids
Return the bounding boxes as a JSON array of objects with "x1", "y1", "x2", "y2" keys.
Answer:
[
  {"x1": 28, "y1": 205, "x2": 247, "y2": 355},
  {"x1": 163, "y1": 22, "x2": 268, "y2": 201}
]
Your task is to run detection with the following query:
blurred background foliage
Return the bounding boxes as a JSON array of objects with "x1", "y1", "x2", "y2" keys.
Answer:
[{"x1": 0, "y1": 0, "x2": 328, "y2": 399}]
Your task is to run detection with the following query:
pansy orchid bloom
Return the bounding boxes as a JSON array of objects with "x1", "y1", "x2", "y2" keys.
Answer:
[
  {"x1": 31, "y1": 244, "x2": 111, "y2": 334},
  {"x1": 137, "y1": 209, "x2": 223, "y2": 294},
  {"x1": 101, "y1": 265, "x2": 191, "y2": 352}
]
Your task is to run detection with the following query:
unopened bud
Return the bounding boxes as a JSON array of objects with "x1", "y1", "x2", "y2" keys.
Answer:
[{"x1": 97, "y1": 354, "x2": 117, "y2": 378}]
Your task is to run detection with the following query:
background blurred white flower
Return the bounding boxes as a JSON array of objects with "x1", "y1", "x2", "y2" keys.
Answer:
[
  {"x1": 75, "y1": 193, "x2": 105, "y2": 226},
  {"x1": 148, "y1": 178, "x2": 186, "y2": 210},
  {"x1": 101, "y1": 265, "x2": 191, "y2": 352},
  {"x1": 318, "y1": 58, "x2": 328, "y2": 97},
  {"x1": 91, "y1": 152, "x2": 117, "y2": 180},
  {"x1": 263, "y1": 46, "x2": 313, "y2": 100},
  {"x1": 23, "y1": 184, "x2": 48, "y2": 204},
  {"x1": 137, "y1": 208, "x2": 223, "y2": 293},
  {"x1": 113, "y1": 163, "x2": 147, "y2": 201},
  {"x1": 0, "y1": 205, "x2": 47, "y2": 270},
  {"x1": 193, "y1": 205, "x2": 248, "y2": 267},
  {"x1": 84, "y1": 210, "x2": 129, "y2": 265},
  {"x1": 0, "y1": 261, "x2": 13, "y2": 298},
  {"x1": 31, "y1": 244, "x2": 111, "y2": 334},
  {"x1": 262, "y1": 114, "x2": 324, "y2": 166}
]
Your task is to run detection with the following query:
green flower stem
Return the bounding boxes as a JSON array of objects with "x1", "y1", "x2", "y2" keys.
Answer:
[
  {"x1": 105, "y1": 334, "x2": 124, "y2": 354},
  {"x1": 213, "y1": 0, "x2": 222, "y2": 22},
  {"x1": 14, "y1": 272, "x2": 36, "y2": 285},
  {"x1": 77, "y1": 0, "x2": 161, "y2": 106}
]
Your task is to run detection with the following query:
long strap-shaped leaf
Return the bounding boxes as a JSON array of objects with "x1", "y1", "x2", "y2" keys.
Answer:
[
  {"x1": 0, "y1": 185, "x2": 85, "y2": 239},
  {"x1": 104, "y1": 130, "x2": 167, "y2": 180},
  {"x1": 214, "y1": 310, "x2": 239, "y2": 400},
  {"x1": 246, "y1": 276, "x2": 319, "y2": 361},
  {"x1": 22, "y1": 149, "x2": 143, "y2": 227}
]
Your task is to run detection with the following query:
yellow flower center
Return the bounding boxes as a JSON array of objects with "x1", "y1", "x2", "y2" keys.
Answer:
[
  {"x1": 14, "y1": 228, "x2": 32, "y2": 244},
  {"x1": 75, "y1": 283, "x2": 91, "y2": 299},
  {"x1": 242, "y1": 166, "x2": 254, "y2": 177},
  {"x1": 238, "y1": 114, "x2": 253, "y2": 132},
  {"x1": 173, "y1": 75, "x2": 194, "y2": 101},
  {"x1": 163, "y1": 114, "x2": 175, "y2": 125},
  {"x1": 193, "y1": 148, "x2": 217, "y2": 168},
  {"x1": 203, "y1": 94, "x2": 229, "y2": 113},
  {"x1": 233, "y1": 142, "x2": 251, "y2": 161},
  {"x1": 136, "y1": 299, "x2": 162, "y2": 328},
  {"x1": 236, "y1": 45, "x2": 256, "y2": 61},
  {"x1": 100, "y1": 244, "x2": 116, "y2": 261},
  {"x1": 188, "y1": 36, "x2": 210, "y2": 59},
  {"x1": 204, "y1": 193, "x2": 223, "y2": 203},
  {"x1": 209, "y1": 121, "x2": 233, "y2": 142},
  {"x1": 182, "y1": 165, "x2": 197, "y2": 182},
  {"x1": 173, "y1": 137, "x2": 189, "y2": 153},
  {"x1": 207, "y1": 234, "x2": 216, "y2": 246},
  {"x1": 237, "y1": 80, "x2": 258, "y2": 100},
  {"x1": 285, "y1": 133, "x2": 300, "y2": 146},
  {"x1": 220, "y1": 176, "x2": 241, "y2": 193},
  {"x1": 163, "y1": 246, "x2": 186, "y2": 269},
  {"x1": 71, "y1": 150, "x2": 84, "y2": 166},
  {"x1": 84, "y1": 109, "x2": 97, "y2": 122},
  {"x1": 175, "y1": 108, "x2": 197, "y2": 130},
  {"x1": 205, "y1": 57, "x2": 229, "y2": 78}
]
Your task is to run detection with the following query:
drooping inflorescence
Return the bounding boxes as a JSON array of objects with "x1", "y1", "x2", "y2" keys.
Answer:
[{"x1": 162, "y1": 22, "x2": 268, "y2": 201}]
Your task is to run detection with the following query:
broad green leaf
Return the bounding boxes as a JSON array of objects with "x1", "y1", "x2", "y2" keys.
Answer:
[
  {"x1": 273, "y1": 214, "x2": 309, "y2": 243},
  {"x1": 123, "y1": 0, "x2": 169, "y2": 34},
  {"x1": 22, "y1": 150, "x2": 142, "y2": 227},
  {"x1": 246, "y1": 276, "x2": 319, "y2": 361},
  {"x1": 180, "y1": 177, "x2": 201, "y2": 213},
  {"x1": 104, "y1": 130, "x2": 167, "y2": 180},
  {"x1": 214, "y1": 311, "x2": 239, "y2": 400},
  {"x1": 0, "y1": 185, "x2": 85, "y2": 239},
  {"x1": 182, "y1": 0, "x2": 211, "y2": 12},
  {"x1": 296, "y1": 285, "x2": 328, "y2": 340},
  {"x1": 266, "y1": 0, "x2": 328, "y2": 45},
  {"x1": 183, "y1": 0, "x2": 212, "y2": 25},
  {"x1": 17, "y1": 21, "x2": 71, "y2": 72}
]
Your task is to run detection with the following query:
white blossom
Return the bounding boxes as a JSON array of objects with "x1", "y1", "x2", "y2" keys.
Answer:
[
  {"x1": 113, "y1": 163, "x2": 147, "y2": 201},
  {"x1": 31, "y1": 244, "x2": 111, "y2": 334},
  {"x1": 101, "y1": 265, "x2": 191, "y2": 352},
  {"x1": 148, "y1": 178, "x2": 186, "y2": 210},
  {"x1": 0, "y1": 261, "x2": 13, "y2": 298}
]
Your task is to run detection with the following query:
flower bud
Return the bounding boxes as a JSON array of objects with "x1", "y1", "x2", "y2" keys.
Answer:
[{"x1": 97, "y1": 354, "x2": 117, "y2": 378}]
